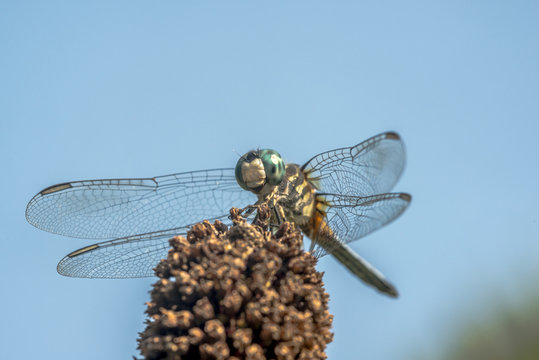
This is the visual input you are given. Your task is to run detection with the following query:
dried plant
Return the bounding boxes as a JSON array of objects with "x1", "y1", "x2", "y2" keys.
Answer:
[{"x1": 138, "y1": 206, "x2": 333, "y2": 360}]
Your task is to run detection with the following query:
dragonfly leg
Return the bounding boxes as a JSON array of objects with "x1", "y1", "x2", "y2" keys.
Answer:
[
  {"x1": 239, "y1": 204, "x2": 258, "y2": 217},
  {"x1": 235, "y1": 201, "x2": 272, "y2": 230},
  {"x1": 248, "y1": 202, "x2": 284, "y2": 232},
  {"x1": 264, "y1": 204, "x2": 287, "y2": 233},
  {"x1": 272, "y1": 204, "x2": 286, "y2": 225}
]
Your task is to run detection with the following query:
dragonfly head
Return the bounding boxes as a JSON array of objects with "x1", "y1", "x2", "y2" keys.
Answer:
[{"x1": 235, "y1": 149, "x2": 286, "y2": 193}]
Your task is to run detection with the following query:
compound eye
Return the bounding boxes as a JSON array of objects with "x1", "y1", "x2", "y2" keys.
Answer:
[
  {"x1": 259, "y1": 149, "x2": 285, "y2": 185},
  {"x1": 235, "y1": 151, "x2": 265, "y2": 191}
]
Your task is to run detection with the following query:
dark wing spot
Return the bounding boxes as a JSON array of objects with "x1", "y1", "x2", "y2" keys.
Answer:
[
  {"x1": 40, "y1": 182, "x2": 72, "y2": 195},
  {"x1": 399, "y1": 193, "x2": 412, "y2": 202},
  {"x1": 67, "y1": 244, "x2": 99, "y2": 257}
]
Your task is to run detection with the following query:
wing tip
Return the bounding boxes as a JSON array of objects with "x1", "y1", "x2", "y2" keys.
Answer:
[
  {"x1": 26, "y1": 182, "x2": 74, "y2": 226},
  {"x1": 56, "y1": 257, "x2": 72, "y2": 277},
  {"x1": 24, "y1": 200, "x2": 35, "y2": 225},
  {"x1": 56, "y1": 244, "x2": 102, "y2": 277}
]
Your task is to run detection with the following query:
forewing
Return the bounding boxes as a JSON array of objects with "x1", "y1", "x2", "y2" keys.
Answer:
[
  {"x1": 302, "y1": 132, "x2": 405, "y2": 196},
  {"x1": 26, "y1": 169, "x2": 256, "y2": 240},
  {"x1": 313, "y1": 192, "x2": 411, "y2": 257}
]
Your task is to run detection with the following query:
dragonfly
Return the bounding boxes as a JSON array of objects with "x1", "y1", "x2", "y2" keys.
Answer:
[{"x1": 26, "y1": 131, "x2": 411, "y2": 297}]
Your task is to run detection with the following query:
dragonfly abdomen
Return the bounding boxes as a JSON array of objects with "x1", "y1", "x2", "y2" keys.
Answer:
[{"x1": 302, "y1": 208, "x2": 399, "y2": 297}]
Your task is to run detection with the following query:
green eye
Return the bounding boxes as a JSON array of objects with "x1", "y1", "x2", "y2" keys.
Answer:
[{"x1": 259, "y1": 149, "x2": 285, "y2": 185}]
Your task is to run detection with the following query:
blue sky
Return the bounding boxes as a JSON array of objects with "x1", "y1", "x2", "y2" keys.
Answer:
[{"x1": 1, "y1": 1, "x2": 538, "y2": 359}]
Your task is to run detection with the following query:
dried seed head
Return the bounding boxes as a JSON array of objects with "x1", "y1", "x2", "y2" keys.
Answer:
[{"x1": 138, "y1": 206, "x2": 333, "y2": 360}]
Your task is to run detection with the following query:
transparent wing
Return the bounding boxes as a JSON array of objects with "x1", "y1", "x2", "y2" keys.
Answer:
[
  {"x1": 313, "y1": 192, "x2": 411, "y2": 258},
  {"x1": 26, "y1": 169, "x2": 256, "y2": 240},
  {"x1": 56, "y1": 228, "x2": 186, "y2": 278},
  {"x1": 301, "y1": 132, "x2": 405, "y2": 197},
  {"x1": 57, "y1": 212, "x2": 257, "y2": 279}
]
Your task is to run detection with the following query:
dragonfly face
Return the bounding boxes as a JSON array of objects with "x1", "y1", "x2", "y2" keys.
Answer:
[
  {"x1": 235, "y1": 149, "x2": 285, "y2": 194},
  {"x1": 26, "y1": 132, "x2": 411, "y2": 297}
]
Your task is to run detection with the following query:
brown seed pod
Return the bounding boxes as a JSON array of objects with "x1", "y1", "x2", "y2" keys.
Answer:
[{"x1": 138, "y1": 206, "x2": 333, "y2": 360}]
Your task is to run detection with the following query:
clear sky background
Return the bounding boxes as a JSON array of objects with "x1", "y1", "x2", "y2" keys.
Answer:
[{"x1": 1, "y1": 1, "x2": 538, "y2": 359}]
